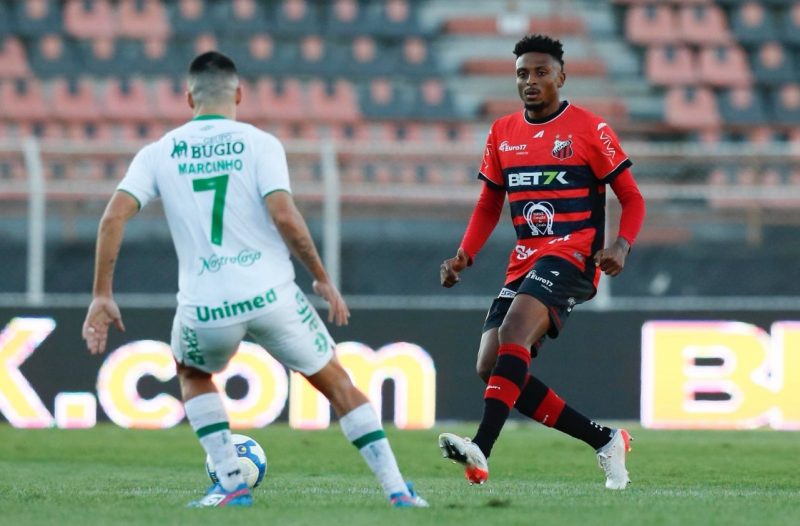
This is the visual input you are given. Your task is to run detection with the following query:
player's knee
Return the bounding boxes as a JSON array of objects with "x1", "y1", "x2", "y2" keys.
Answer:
[{"x1": 497, "y1": 315, "x2": 528, "y2": 345}]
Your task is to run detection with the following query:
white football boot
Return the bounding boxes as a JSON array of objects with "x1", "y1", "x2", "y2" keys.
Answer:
[
  {"x1": 438, "y1": 433, "x2": 489, "y2": 485},
  {"x1": 596, "y1": 428, "x2": 633, "y2": 490}
]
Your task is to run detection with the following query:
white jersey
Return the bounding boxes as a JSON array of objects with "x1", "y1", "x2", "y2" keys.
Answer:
[{"x1": 118, "y1": 115, "x2": 296, "y2": 327}]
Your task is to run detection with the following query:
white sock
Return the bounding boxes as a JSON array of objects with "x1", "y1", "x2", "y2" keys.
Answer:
[
  {"x1": 184, "y1": 393, "x2": 245, "y2": 492},
  {"x1": 339, "y1": 403, "x2": 407, "y2": 498}
]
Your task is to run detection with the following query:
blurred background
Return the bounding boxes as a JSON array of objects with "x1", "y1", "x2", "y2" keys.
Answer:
[
  {"x1": 0, "y1": 0, "x2": 799, "y2": 425},
  {"x1": 1, "y1": 0, "x2": 799, "y2": 305}
]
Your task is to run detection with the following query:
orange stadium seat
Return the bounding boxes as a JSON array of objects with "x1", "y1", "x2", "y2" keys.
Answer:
[
  {"x1": 677, "y1": 3, "x2": 730, "y2": 45},
  {"x1": 413, "y1": 79, "x2": 457, "y2": 120},
  {"x1": 697, "y1": 45, "x2": 752, "y2": 87},
  {"x1": 307, "y1": 79, "x2": 361, "y2": 123},
  {"x1": 370, "y1": 0, "x2": 426, "y2": 37},
  {"x1": 0, "y1": 79, "x2": 49, "y2": 122},
  {"x1": 625, "y1": 4, "x2": 678, "y2": 46},
  {"x1": 50, "y1": 78, "x2": 102, "y2": 122},
  {"x1": 644, "y1": 45, "x2": 697, "y2": 86},
  {"x1": 63, "y1": 0, "x2": 116, "y2": 39},
  {"x1": 153, "y1": 77, "x2": 192, "y2": 124},
  {"x1": 117, "y1": 0, "x2": 170, "y2": 40},
  {"x1": 0, "y1": 38, "x2": 31, "y2": 79},
  {"x1": 236, "y1": 78, "x2": 268, "y2": 123},
  {"x1": 397, "y1": 37, "x2": 436, "y2": 77},
  {"x1": 102, "y1": 78, "x2": 155, "y2": 122},
  {"x1": 293, "y1": 35, "x2": 346, "y2": 76},
  {"x1": 664, "y1": 86, "x2": 720, "y2": 129},
  {"x1": 346, "y1": 36, "x2": 396, "y2": 76},
  {"x1": 255, "y1": 77, "x2": 307, "y2": 122}
]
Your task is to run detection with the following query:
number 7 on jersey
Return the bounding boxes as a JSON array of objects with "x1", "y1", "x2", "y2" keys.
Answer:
[{"x1": 192, "y1": 174, "x2": 229, "y2": 246}]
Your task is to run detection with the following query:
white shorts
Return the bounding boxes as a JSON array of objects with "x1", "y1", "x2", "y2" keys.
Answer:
[{"x1": 171, "y1": 281, "x2": 335, "y2": 375}]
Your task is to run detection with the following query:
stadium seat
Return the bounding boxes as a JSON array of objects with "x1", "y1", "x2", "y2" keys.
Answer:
[
  {"x1": 750, "y1": 42, "x2": 796, "y2": 85},
  {"x1": 194, "y1": 33, "x2": 218, "y2": 55},
  {"x1": 677, "y1": 4, "x2": 731, "y2": 45},
  {"x1": 102, "y1": 77, "x2": 155, "y2": 122},
  {"x1": 359, "y1": 77, "x2": 413, "y2": 119},
  {"x1": 346, "y1": 36, "x2": 397, "y2": 77},
  {"x1": 167, "y1": 0, "x2": 216, "y2": 36},
  {"x1": 644, "y1": 45, "x2": 697, "y2": 86},
  {"x1": 63, "y1": 0, "x2": 116, "y2": 39},
  {"x1": 0, "y1": 38, "x2": 31, "y2": 78},
  {"x1": 0, "y1": 79, "x2": 49, "y2": 122},
  {"x1": 293, "y1": 35, "x2": 347, "y2": 76},
  {"x1": 221, "y1": 34, "x2": 289, "y2": 77},
  {"x1": 730, "y1": 1, "x2": 776, "y2": 47},
  {"x1": 273, "y1": 0, "x2": 321, "y2": 36},
  {"x1": 624, "y1": 4, "x2": 678, "y2": 46},
  {"x1": 256, "y1": 77, "x2": 307, "y2": 122},
  {"x1": 78, "y1": 37, "x2": 143, "y2": 76},
  {"x1": 397, "y1": 37, "x2": 437, "y2": 77},
  {"x1": 326, "y1": 0, "x2": 368, "y2": 35},
  {"x1": 10, "y1": 0, "x2": 62, "y2": 37},
  {"x1": 117, "y1": 0, "x2": 170, "y2": 40},
  {"x1": 51, "y1": 77, "x2": 102, "y2": 122},
  {"x1": 697, "y1": 45, "x2": 751, "y2": 88},
  {"x1": 26, "y1": 34, "x2": 80, "y2": 78},
  {"x1": 664, "y1": 86, "x2": 720, "y2": 129},
  {"x1": 717, "y1": 87, "x2": 767, "y2": 125},
  {"x1": 413, "y1": 79, "x2": 458, "y2": 120},
  {"x1": 368, "y1": 0, "x2": 427, "y2": 37},
  {"x1": 769, "y1": 83, "x2": 800, "y2": 124},
  {"x1": 210, "y1": 0, "x2": 273, "y2": 36},
  {"x1": 138, "y1": 37, "x2": 184, "y2": 75},
  {"x1": 153, "y1": 77, "x2": 192, "y2": 124},
  {"x1": 307, "y1": 79, "x2": 361, "y2": 123},
  {"x1": 780, "y1": 2, "x2": 800, "y2": 47}
]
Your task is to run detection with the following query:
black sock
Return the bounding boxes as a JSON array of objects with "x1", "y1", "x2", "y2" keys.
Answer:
[{"x1": 516, "y1": 374, "x2": 614, "y2": 450}]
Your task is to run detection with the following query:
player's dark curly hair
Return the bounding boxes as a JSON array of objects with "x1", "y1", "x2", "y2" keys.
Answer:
[{"x1": 513, "y1": 34, "x2": 564, "y2": 66}]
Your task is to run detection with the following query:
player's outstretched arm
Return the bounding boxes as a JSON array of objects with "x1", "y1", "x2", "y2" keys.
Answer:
[
  {"x1": 83, "y1": 191, "x2": 138, "y2": 354},
  {"x1": 265, "y1": 190, "x2": 350, "y2": 326}
]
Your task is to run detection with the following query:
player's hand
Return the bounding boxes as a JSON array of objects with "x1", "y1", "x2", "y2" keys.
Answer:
[
  {"x1": 82, "y1": 296, "x2": 125, "y2": 355},
  {"x1": 593, "y1": 239, "x2": 629, "y2": 277},
  {"x1": 313, "y1": 279, "x2": 350, "y2": 326},
  {"x1": 440, "y1": 247, "x2": 470, "y2": 288}
]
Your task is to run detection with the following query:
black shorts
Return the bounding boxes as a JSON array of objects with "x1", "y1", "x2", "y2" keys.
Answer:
[{"x1": 482, "y1": 256, "x2": 596, "y2": 354}]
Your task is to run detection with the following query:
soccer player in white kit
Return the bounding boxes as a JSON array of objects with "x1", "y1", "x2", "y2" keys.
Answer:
[{"x1": 82, "y1": 51, "x2": 428, "y2": 509}]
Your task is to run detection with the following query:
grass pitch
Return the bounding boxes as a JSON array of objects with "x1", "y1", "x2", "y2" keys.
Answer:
[{"x1": 1, "y1": 423, "x2": 798, "y2": 526}]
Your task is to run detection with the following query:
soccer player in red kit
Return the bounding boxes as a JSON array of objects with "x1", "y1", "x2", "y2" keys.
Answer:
[{"x1": 437, "y1": 35, "x2": 646, "y2": 490}]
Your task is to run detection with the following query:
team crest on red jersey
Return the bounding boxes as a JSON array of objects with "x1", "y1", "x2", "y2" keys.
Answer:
[{"x1": 551, "y1": 135, "x2": 574, "y2": 160}]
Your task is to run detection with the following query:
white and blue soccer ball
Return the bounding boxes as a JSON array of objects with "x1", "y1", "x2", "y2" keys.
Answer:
[{"x1": 206, "y1": 433, "x2": 268, "y2": 489}]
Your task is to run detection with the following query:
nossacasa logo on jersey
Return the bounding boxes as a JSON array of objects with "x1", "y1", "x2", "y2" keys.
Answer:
[
  {"x1": 198, "y1": 249, "x2": 262, "y2": 275},
  {"x1": 508, "y1": 171, "x2": 568, "y2": 186}
]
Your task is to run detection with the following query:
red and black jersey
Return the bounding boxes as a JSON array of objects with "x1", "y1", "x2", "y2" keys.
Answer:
[{"x1": 478, "y1": 101, "x2": 632, "y2": 287}]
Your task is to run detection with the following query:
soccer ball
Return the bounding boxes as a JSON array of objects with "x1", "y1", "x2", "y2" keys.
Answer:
[{"x1": 205, "y1": 433, "x2": 267, "y2": 489}]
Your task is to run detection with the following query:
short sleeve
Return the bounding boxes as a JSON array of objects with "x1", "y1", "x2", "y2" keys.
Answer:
[
  {"x1": 255, "y1": 133, "x2": 292, "y2": 197},
  {"x1": 587, "y1": 120, "x2": 632, "y2": 183},
  {"x1": 117, "y1": 143, "x2": 159, "y2": 209},
  {"x1": 477, "y1": 122, "x2": 504, "y2": 189}
]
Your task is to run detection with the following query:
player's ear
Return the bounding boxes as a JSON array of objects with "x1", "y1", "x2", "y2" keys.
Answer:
[
  {"x1": 235, "y1": 85, "x2": 242, "y2": 106},
  {"x1": 187, "y1": 91, "x2": 195, "y2": 109},
  {"x1": 557, "y1": 68, "x2": 566, "y2": 88}
]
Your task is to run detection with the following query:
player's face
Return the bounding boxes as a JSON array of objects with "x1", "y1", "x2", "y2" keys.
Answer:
[{"x1": 515, "y1": 52, "x2": 565, "y2": 118}]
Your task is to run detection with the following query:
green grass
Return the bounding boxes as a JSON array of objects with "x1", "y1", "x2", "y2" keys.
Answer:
[{"x1": 1, "y1": 423, "x2": 798, "y2": 526}]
